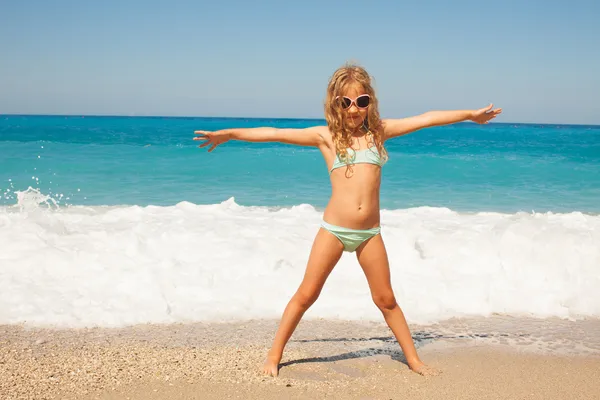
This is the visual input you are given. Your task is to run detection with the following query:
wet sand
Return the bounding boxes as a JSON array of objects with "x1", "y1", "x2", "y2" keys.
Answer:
[{"x1": 2, "y1": 316, "x2": 599, "y2": 399}]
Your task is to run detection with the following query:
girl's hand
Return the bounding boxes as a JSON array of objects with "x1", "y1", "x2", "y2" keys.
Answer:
[
  {"x1": 470, "y1": 104, "x2": 502, "y2": 124},
  {"x1": 193, "y1": 130, "x2": 231, "y2": 152}
]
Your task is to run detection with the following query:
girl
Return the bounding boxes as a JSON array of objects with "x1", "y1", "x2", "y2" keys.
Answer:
[{"x1": 194, "y1": 64, "x2": 501, "y2": 377}]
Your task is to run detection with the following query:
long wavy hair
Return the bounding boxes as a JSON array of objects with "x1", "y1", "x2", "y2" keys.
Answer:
[{"x1": 324, "y1": 63, "x2": 388, "y2": 167}]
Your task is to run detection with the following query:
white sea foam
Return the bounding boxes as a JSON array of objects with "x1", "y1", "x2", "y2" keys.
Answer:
[{"x1": 1, "y1": 195, "x2": 599, "y2": 328}]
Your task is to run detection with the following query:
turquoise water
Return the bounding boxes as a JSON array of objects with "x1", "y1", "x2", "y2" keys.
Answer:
[
  {"x1": 1, "y1": 115, "x2": 599, "y2": 212},
  {"x1": 2, "y1": 115, "x2": 600, "y2": 328}
]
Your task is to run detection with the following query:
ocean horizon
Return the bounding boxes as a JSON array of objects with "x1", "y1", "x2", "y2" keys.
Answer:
[{"x1": 3, "y1": 113, "x2": 600, "y2": 127}]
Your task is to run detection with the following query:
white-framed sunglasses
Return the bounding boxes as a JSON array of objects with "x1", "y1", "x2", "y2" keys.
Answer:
[{"x1": 335, "y1": 94, "x2": 371, "y2": 109}]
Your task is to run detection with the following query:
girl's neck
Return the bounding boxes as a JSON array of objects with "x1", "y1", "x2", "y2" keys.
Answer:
[{"x1": 350, "y1": 126, "x2": 369, "y2": 138}]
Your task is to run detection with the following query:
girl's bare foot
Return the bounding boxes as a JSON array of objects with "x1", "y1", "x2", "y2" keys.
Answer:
[
  {"x1": 408, "y1": 359, "x2": 441, "y2": 376},
  {"x1": 262, "y1": 354, "x2": 281, "y2": 377}
]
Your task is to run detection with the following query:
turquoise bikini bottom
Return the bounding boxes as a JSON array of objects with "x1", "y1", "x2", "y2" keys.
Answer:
[{"x1": 321, "y1": 220, "x2": 381, "y2": 252}]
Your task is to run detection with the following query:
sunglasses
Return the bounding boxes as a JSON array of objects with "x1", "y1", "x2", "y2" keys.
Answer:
[{"x1": 336, "y1": 94, "x2": 371, "y2": 110}]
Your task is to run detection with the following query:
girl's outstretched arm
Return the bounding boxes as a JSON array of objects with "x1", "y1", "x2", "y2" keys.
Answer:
[
  {"x1": 382, "y1": 103, "x2": 502, "y2": 141},
  {"x1": 193, "y1": 126, "x2": 328, "y2": 152}
]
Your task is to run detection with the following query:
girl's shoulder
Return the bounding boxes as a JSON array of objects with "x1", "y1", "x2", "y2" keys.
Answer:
[
  {"x1": 312, "y1": 125, "x2": 334, "y2": 148},
  {"x1": 319, "y1": 125, "x2": 333, "y2": 138}
]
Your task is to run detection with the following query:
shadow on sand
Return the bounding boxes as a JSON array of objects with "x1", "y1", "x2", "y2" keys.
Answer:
[{"x1": 281, "y1": 330, "x2": 528, "y2": 369}]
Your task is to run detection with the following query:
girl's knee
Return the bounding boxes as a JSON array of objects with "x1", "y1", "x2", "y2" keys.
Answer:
[
  {"x1": 372, "y1": 293, "x2": 397, "y2": 312},
  {"x1": 294, "y1": 287, "x2": 321, "y2": 309}
]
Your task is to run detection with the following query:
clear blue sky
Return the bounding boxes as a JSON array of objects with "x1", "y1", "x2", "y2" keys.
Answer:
[{"x1": 1, "y1": 0, "x2": 599, "y2": 124}]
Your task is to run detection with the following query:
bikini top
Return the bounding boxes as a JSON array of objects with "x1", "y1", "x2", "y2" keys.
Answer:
[{"x1": 329, "y1": 146, "x2": 387, "y2": 174}]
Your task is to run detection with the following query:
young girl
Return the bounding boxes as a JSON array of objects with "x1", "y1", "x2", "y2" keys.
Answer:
[{"x1": 194, "y1": 64, "x2": 501, "y2": 377}]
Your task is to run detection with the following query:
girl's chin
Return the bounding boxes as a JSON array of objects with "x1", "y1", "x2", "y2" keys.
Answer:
[{"x1": 347, "y1": 119, "x2": 364, "y2": 128}]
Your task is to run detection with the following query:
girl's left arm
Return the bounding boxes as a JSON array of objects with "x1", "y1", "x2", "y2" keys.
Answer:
[{"x1": 382, "y1": 103, "x2": 502, "y2": 141}]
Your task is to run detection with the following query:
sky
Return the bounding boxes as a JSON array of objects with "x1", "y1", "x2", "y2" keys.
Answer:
[{"x1": 0, "y1": 0, "x2": 599, "y2": 124}]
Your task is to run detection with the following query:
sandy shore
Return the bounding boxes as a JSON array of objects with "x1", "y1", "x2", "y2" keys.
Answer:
[{"x1": 2, "y1": 316, "x2": 599, "y2": 399}]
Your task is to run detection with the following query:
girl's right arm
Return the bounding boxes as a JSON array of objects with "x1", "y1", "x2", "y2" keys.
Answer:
[{"x1": 194, "y1": 126, "x2": 328, "y2": 152}]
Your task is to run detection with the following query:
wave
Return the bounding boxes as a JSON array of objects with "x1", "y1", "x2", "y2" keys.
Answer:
[{"x1": 1, "y1": 194, "x2": 599, "y2": 328}]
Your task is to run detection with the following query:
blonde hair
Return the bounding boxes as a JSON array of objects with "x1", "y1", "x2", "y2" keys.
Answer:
[{"x1": 324, "y1": 63, "x2": 387, "y2": 168}]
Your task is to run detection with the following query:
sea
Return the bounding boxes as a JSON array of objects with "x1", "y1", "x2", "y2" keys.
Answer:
[{"x1": 1, "y1": 115, "x2": 599, "y2": 328}]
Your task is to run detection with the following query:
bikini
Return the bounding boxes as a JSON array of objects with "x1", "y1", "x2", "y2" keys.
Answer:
[{"x1": 322, "y1": 146, "x2": 387, "y2": 252}]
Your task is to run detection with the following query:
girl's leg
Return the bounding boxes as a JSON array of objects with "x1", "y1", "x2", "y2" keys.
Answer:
[
  {"x1": 355, "y1": 234, "x2": 439, "y2": 376},
  {"x1": 263, "y1": 227, "x2": 344, "y2": 376}
]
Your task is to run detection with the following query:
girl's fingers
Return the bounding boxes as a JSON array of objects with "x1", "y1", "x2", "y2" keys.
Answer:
[{"x1": 194, "y1": 133, "x2": 211, "y2": 142}]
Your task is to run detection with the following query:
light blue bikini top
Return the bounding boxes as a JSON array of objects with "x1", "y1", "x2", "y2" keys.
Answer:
[{"x1": 329, "y1": 146, "x2": 387, "y2": 174}]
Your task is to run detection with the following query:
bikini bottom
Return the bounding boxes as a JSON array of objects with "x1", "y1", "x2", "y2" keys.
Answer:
[{"x1": 321, "y1": 220, "x2": 381, "y2": 252}]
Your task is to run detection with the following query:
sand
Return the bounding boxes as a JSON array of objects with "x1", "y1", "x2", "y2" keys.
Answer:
[{"x1": 2, "y1": 316, "x2": 599, "y2": 400}]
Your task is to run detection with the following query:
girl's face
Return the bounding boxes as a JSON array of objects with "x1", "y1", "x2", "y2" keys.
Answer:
[{"x1": 339, "y1": 83, "x2": 370, "y2": 130}]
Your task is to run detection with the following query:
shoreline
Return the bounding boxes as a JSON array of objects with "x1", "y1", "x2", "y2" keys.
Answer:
[{"x1": 2, "y1": 316, "x2": 599, "y2": 399}]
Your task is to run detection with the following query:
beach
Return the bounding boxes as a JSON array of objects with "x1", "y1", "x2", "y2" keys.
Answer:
[
  {"x1": 3, "y1": 0, "x2": 600, "y2": 396},
  {"x1": 2, "y1": 117, "x2": 599, "y2": 399},
  {"x1": 3, "y1": 316, "x2": 599, "y2": 399}
]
